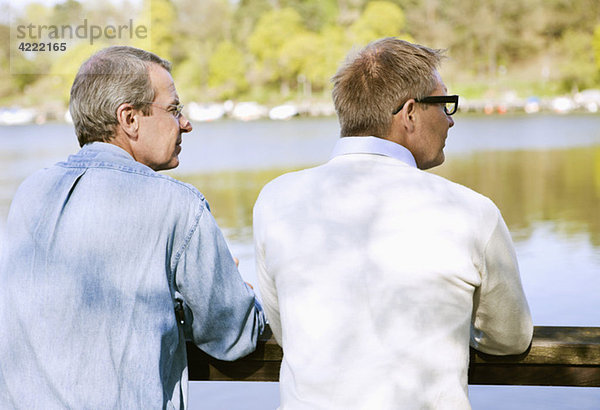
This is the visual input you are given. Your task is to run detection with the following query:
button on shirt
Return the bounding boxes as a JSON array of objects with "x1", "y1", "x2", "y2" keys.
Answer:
[
  {"x1": 254, "y1": 136, "x2": 532, "y2": 409},
  {"x1": 0, "y1": 142, "x2": 265, "y2": 409}
]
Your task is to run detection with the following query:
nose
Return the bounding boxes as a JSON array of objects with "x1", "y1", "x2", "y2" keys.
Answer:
[
  {"x1": 448, "y1": 115, "x2": 455, "y2": 128},
  {"x1": 179, "y1": 114, "x2": 192, "y2": 133}
]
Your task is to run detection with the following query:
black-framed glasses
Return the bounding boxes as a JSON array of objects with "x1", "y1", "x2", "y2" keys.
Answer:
[
  {"x1": 393, "y1": 94, "x2": 459, "y2": 116},
  {"x1": 142, "y1": 102, "x2": 185, "y2": 119}
]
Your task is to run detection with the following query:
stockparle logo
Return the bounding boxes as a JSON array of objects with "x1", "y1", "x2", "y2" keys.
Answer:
[{"x1": 9, "y1": 1, "x2": 152, "y2": 75}]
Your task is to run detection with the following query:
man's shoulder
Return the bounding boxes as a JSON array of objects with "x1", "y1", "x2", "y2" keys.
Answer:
[
  {"x1": 430, "y1": 170, "x2": 494, "y2": 201},
  {"x1": 109, "y1": 170, "x2": 209, "y2": 209},
  {"x1": 255, "y1": 158, "x2": 500, "y2": 216},
  {"x1": 256, "y1": 164, "x2": 325, "y2": 201},
  {"x1": 139, "y1": 172, "x2": 206, "y2": 202},
  {"x1": 419, "y1": 170, "x2": 501, "y2": 223},
  {"x1": 57, "y1": 147, "x2": 207, "y2": 204}
]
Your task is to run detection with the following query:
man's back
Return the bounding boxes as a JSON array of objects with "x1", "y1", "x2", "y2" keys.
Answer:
[
  {"x1": 0, "y1": 143, "x2": 262, "y2": 409},
  {"x1": 254, "y1": 152, "x2": 532, "y2": 409}
]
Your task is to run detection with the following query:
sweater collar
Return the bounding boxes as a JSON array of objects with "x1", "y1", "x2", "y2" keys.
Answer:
[{"x1": 331, "y1": 136, "x2": 417, "y2": 168}]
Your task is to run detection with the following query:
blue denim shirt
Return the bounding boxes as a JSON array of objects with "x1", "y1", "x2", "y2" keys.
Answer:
[{"x1": 0, "y1": 142, "x2": 266, "y2": 409}]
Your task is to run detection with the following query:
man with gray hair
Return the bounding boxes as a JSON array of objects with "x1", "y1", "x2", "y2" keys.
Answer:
[
  {"x1": 254, "y1": 37, "x2": 532, "y2": 408},
  {"x1": 0, "y1": 46, "x2": 265, "y2": 409}
]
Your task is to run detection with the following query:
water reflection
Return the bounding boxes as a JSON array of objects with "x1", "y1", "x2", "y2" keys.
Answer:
[
  {"x1": 173, "y1": 168, "x2": 301, "y2": 243},
  {"x1": 436, "y1": 147, "x2": 600, "y2": 248}
]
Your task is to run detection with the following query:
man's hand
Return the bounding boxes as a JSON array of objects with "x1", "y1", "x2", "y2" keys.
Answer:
[{"x1": 233, "y1": 256, "x2": 253, "y2": 289}]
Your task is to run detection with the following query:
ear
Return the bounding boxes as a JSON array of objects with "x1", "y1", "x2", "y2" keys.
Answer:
[
  {"x1": 116, "y1": 103, "x2": 140, "y2": 140},
  {"x1": 388, "y1": 99, "x2": 415, "y2": 146},
  {"x1": 402, "y1": 99, "x2": 417, "y2": 134}
]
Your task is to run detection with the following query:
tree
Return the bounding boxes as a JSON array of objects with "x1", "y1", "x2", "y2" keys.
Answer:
[
  {"x1": 593, "y1": 25, "x2": 600, "y2": 73},
  {"x1": 232, "y1": 0, "x2": 273, "y2": 46},
  {"x1": 441, "y1": 0, "x2": 545, "y2": 82},
  {"x1": 3, "y1": 0, "x2": 600, "y2": 105},
  {"x1": 280, "y1": 0, "x2": 338, "y2": 31},
  {"x1": 208, "y1": 40, "x2": 249, "y2": 99},
  {"x1": 349, "y1": 1, "x2": 411, "y2": 46},
  {"x1": 247, "y1": 8, "x2": 306, "y2": 88},
  {"x1": 336, "y1": 0, "x2": 368, "y2": 26},
  {"x1": 48, "y1": 42, "x2": 108, "y2": 103},
  {"x1": 279, "y1": 25, "x2": 348, "y2": 94},
  {"x1": 139, "y1": 0, "x2": 177, "y2": 62},
  {"x1": 555, "y1": 29, "x2": 597, "y2": 92}
]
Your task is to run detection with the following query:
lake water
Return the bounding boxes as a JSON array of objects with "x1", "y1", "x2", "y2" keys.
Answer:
[{"x1": 0, "y1": 115, "x2": 599, "y2": 409}]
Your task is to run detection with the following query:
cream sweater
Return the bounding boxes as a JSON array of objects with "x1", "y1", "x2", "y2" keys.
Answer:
[{"x1": 253, "y1": 137, "x2": 532, "y2": 410}]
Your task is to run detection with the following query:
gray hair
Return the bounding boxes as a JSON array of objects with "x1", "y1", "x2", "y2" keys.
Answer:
[
  {"x1": 332, "y1": 38, "x2": 445, "y2": 138},
  {"x1": 69, "y1": 46, "x2": 171, "y2": 147}
]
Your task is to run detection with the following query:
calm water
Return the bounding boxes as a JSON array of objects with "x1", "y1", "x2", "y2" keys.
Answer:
[{"x1": 1, "y1": 115, "x2": 599, "y2": 409}]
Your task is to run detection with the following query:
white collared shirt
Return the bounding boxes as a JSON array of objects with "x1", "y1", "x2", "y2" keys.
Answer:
[
  {"x1": 331, "y1": 136, "x2": 417, "y2": 168},
  {"x1": 254, "y1": 137, "x2": 532, "y2": 409}
]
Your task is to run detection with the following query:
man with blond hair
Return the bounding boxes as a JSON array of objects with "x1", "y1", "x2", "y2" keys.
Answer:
[
  {"x1": 254, "y1": 38, "x2": 532, "y2": 409},
  {"x1": 0, "y1": 46, "x2": 265, "y2": 409}
]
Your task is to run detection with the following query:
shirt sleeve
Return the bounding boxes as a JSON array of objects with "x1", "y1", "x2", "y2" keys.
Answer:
[
  {"x1": 470, "y1": 208, "x2": 533, "y2": 355},
  {"x1": 253, "y1": 198, "x2": 283, "y2": 346},
  {"x1": 254, "y1": 234, "x2": 282, "y2": 346},
  {"x1": 174, "y1": 201, "x2": 266, "y2": 361}
]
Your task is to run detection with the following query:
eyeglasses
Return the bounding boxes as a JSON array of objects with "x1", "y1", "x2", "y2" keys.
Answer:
[
  {"x1": 393, "y1": 95, "x2": 459, "y2": 116},
  {"x1": 142, "y1": 102, "x2": 185, "y2": 119}
]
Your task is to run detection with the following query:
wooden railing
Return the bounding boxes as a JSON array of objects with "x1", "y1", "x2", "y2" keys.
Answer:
[{"x1": 187, "y1": 326, "x2": 600, "y2": 387}]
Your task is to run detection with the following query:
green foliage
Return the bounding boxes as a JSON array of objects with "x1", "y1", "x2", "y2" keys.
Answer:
[
  {"x1": 280, "y1": 25, "x2": 348, "y2": 91},
  {"x1": 556, "y1": 29, "x2": 597, "y2": 92},
  {"x1": 280, "y1": 0, "x2": 338, "y2": 31},
  {"x1": 350, "y1": 1, "x2": 409, "y2": 45},
  {"x1": 231, "y1": 0, "x2": 272, "y2": 45},
  {"x1": 247, "y1": 8, "x2": 306, "y2": 86},
  {"x1": 23, "y1": 3, "x2": 53, "y2": 24},
  {"x1": 50, "y1": 0, "x2": 83, "y2": 27},
  {"x1": 3, "y1": 0, "x2": 600, "y2": 107},
  {"x1": 593, "y1": 25, "x2": 600, "y2": 73},
  {"x1": 172, "y1": 56, "x2": 204, "y2": 102},
  {"x1": 248, "y1": 8, "x2": 305, "y2": 63},
  {"x1": 208, "y1": 41, "x2": 249, "y2": 100},
  {"x1": 49, "y1": 42, "x2": 107, "y2": 103},
  {"x1": 143, "y1": 0, "x2": 177, "y2": 62}
]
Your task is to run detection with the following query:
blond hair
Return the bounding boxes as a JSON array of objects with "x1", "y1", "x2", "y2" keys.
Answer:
[{"x1": 332, "y1": 38, "x2": 444, "y2": 138}]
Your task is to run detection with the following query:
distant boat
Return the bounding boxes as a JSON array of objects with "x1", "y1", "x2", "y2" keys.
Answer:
[
  {"x1": 231, "y1": 102, "x2": 268, "y2": 121},
  {"x1": 269, "y1": 104, "x2": 298, "y2": 120},
  {"x1": 551, "y1": 97, "x2": 575, "y2": 114},
  {"x1": 187, "y1": 102, "x2": 225, "y2": 122},
  {"x1": 0, "y1": 107, "x2": 36, "y2": 125},
  {"x1": 574, "y1": 89, "x2": 600, "y2": 113},
  {"x1": 524, "y1": 97, "x2": 540, "y2": 114}
]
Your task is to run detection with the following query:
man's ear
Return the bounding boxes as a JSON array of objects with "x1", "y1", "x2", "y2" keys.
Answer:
[
  {"x1": 116, "y1": 103, "x2": 139, "y2": 140},
  {"x1": 402, "y1": 99, "x2": 417, "y2": 134}
]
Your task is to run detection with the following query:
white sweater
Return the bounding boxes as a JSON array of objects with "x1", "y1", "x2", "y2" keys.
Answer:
[{"x1": 253, "y1": 137, "x2": 532, "y2": 410}]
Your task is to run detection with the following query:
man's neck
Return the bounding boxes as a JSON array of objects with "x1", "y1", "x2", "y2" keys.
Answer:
[{"x1": 110, "y1": 130, "x2": 136, "y2": 161}]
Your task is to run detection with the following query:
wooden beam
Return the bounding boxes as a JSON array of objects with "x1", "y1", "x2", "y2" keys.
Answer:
[
  {"x1": 187, "y1": 326, "x2": 600, "y2": 387},
  {"x1": 469, "y1": 327, "x2": 600, "y2": 386}
]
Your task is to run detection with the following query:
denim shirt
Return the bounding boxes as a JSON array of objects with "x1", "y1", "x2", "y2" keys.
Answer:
[{"x1": 0, "y1": 142, "x2": 266, "y2": 409}]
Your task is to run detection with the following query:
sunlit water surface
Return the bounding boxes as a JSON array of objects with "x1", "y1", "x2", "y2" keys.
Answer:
[{"x1": 1, "y1": 114, "x2": 599, "y2": 409}]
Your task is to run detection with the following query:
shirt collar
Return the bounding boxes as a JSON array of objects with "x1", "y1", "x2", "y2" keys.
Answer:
[
  {"x1": 65, "y1": 142, "x2": 149, "y2": 171},
  {"x1": 331, "y1": 136, "x2": 417, "y2": 168},
  {"x1": 81, "y1": 142, "x2": 135, "y2": 161}
]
